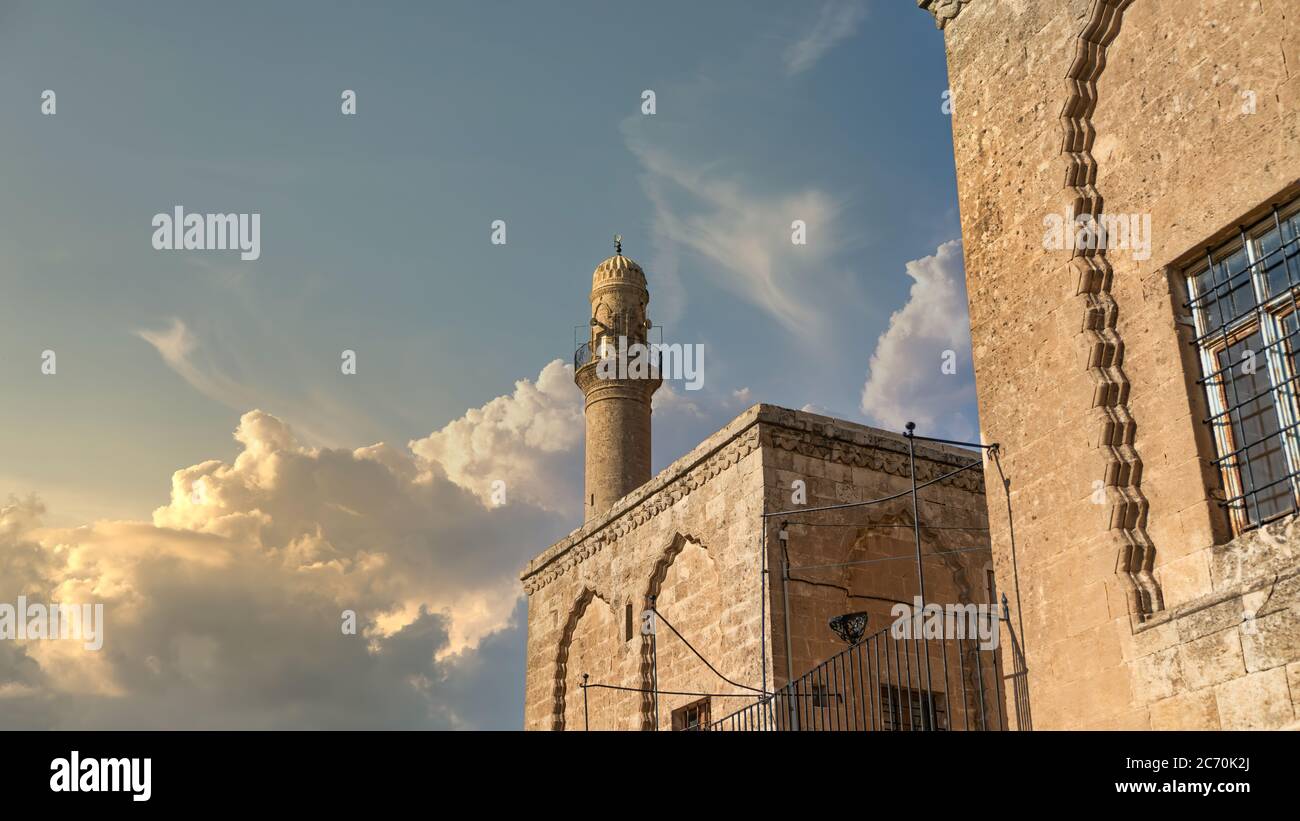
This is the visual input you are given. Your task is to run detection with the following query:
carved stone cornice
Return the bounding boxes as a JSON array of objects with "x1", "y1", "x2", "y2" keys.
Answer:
[
  {"x1": 765, "y1": 426, "x2": 984, "y2": 495},
  {"x1": 917, "y1": 0, "x2": 970, "y2": 29},
  {"x1": 520, "y1": 406, "x2": 986, "y2": 596},
  {"x1": 521, "y1": 423, "x2": 761, "y2": 595}
]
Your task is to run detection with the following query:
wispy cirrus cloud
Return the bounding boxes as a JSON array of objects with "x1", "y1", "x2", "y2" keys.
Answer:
[
  {"x1": 134, "y1": 318, "x2": 256, "y2": 411},
  {"x1": 133, "y1": 318, "x2": 380, "y2": 449},
  {"x1": 622, "y1": 129, "x2": 846, "y2": 343},
  {"x1": 783, "y1": 0, "x2": 868, "y2": 76}
]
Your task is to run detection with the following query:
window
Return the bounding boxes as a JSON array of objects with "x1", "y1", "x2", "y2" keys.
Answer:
[
  {"x1": 879, "y1": 685, "x2": 946, "y2": 731},
  {"x1": 671, "y1": 698, "x2": 711, "y2": 731},
  {"x1": 624, "y1": 603, "x2": 634, "y2": 642},
  {"x1": 1186, "y1": 196, "x2": 1300, "y2": 532}
]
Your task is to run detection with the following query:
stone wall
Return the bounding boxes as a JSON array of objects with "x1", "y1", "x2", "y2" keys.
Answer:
[
  {"x1": 522, "y1": 406, "x2": 768, "y2": 730},
  {"x1": 1128, "y1": 515, "x2": 1300, "y2": 728},
  {"x1": 521, "y1": 405, "x2": 994, "y2": 730},
  {"x1": 938, "y1": 0, "x2": 1300, "y2": 727},
  {"x1": 760, "y1": 410, "x2": 993, "y2": 706}
]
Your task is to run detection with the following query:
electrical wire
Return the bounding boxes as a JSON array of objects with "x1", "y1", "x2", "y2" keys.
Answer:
[
  {"x1": 765, "y1": 456, "x2": 984, "y2": 519},
  {"x1": 651, "y1": 606, "x2": 765, "y2": 694},
  {"x1": 787, "y1": 522, "x2": 989, "y2": 530},
  {"x1": 787, "y1": 544, "x2": 992, "y2": 572}
]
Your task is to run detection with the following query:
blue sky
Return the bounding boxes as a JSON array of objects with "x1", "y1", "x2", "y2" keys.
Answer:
[{"x1": 0, "y1": 0, "x2": 975, "y2": 728}]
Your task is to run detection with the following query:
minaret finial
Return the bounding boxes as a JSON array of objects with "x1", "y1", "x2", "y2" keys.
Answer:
[{"x1": 614, "y1": 234, "x2": 623, "y2": 256}]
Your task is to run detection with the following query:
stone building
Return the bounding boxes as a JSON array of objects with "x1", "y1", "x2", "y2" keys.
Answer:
[
  {"x1": 925, "y1": 0, "x2": 1300, "y2": 728},
  {"x1": 520, "y1": 249, "x2": 995, "y2": 730}
]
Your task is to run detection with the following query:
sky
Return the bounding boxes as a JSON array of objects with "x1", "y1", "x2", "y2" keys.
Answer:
[{"x1": 0, "y1": 0, "x2": 976, "y2": 729}]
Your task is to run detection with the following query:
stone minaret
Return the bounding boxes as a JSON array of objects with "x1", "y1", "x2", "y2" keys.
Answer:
[{"x1": 575, "y1": 238, "x2": 661, "y2": 520}]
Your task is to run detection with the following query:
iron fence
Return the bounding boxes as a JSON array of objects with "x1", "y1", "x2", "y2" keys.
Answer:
[{"x1": 706, "y1": 598, "x2": 1023, "y2": 731}]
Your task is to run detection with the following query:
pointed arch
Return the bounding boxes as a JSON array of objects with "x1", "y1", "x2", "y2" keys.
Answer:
[
  {"x1": 551, "y1": 585, "x2": 614, "y2": 730},
  {"x1": 638, "y1": 531, "x2": 711, "y2": 729}
]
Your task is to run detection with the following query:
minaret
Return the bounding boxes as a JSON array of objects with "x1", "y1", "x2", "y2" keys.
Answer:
[{"x1": 575, "y1": 236, "x2": 661, "y2": 520}]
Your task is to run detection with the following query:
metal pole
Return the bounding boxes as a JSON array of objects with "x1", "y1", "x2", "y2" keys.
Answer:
[
  {"x1": 905, "y1": 422, "x2": 938, "y2": 730},
  {"x1": 760, "y1": 516, "x2": 768, "y2": 698},
  {"x1": 779, "y1": 522, "x2": 798, "y2": 730},
  {"x1": 582, "y1": 673, "x2": 589, "y2": 731}
]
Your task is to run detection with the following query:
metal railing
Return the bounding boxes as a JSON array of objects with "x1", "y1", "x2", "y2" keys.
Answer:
[
  {"x1": 574, "y1": 341, "x2": 597, "y2": 370},
  {"x1": 706, "y1": 600, "x2": 1019, "y2": 731},
  {"x1": 570, "y1": 423, "x2": 1031, "y2": 732},
  {"x1": 573, "y1": 339, "x2": 663, "y2": 373}
]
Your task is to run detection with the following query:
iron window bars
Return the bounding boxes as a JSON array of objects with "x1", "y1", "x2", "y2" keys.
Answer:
[
  {"x1": 671, "y1": 697, "x2": 711, "y2": 731},
  {"x1": 880, "y1": 685, "x2": 947, "y2": 731},
  {"x1": 1186, "y1": 196, "x2": 1300, "y2": 532}
]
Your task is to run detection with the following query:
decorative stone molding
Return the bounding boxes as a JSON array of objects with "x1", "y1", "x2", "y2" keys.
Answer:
[
  {"x1": 521, "y1": 412, "x2": 985, "y2": 595},
  {"x1": 917, "y1": 0, "x2": 971, "y2": 29},
  {"x1": 551, "y1": 587, "x2": 608, "y2": 730},
  {"x1": 1060, "y1": 0, "x2": 1162, "y2": 620},
  {"x1": 522, "y1": 425, "x2": 760, "y2": 594},
  {"x1": 639, "y1": 532, "x2": 710, "y2": 729},
  {"x1": 766, "y1": 428, "x2": 985, "y2": 495}
]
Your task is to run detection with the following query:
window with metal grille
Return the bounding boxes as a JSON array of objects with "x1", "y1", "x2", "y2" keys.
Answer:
[
  {"x1": 1186, "y1": 196, "x2": 1300, "y2": 532},
  {"x1": 879, "y1": 685, "x2": 947, "y2": 731},
  {"x1": 671, "y1": 697, "x2": 710, "y2": 731}
]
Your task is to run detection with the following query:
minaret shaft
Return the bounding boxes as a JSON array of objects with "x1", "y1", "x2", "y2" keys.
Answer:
[{"x1": 575, "y1": 247, "x2": 660, "y2": 520}]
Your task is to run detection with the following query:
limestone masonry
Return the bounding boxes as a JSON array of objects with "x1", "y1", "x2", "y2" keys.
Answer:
[
  {"x1": 522, "y1": 252, "x2": 992, "y2": 730},
  {"x1": 938, "y1": 0, "x2": 1300, "y2": 728}
]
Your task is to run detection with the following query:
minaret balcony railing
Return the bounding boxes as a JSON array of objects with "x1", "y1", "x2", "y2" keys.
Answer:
[{"x1": 573, "y1": 341, "x2": 663, "y2": 376}]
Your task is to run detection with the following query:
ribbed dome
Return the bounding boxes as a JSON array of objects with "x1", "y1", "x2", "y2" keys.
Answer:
[{"x1": 592, "y1": 254, "x2": 646, "y2": 289}]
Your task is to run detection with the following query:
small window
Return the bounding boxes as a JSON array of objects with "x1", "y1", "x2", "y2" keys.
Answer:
[
  {"x1": 624, "y1": 603, "x2": 634, "y2": 641},
  {"x1": 880, "y1": 685, "x2": 946, "y2": 731},
  {"x1": 1186, "y1": 195, "x2": 1300, "y2": 532},
  {"x1": 671, "y1": 698, "x2": 711, "y2": 731}
]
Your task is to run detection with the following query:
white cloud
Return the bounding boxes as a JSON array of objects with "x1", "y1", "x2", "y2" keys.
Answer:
[
  {"x1": 410, "y1": 359, "x2": 583, "y2": 516},
  {"x1": 133, "y1": 318, "x2": 382, "y2": 448},
  {"x1": 783, "y1": 0, "x2": 868, "y2": 76},
  {"x1": 652, "y1": 384, "x2": 706, "y2": 418},
  {"x1": 0, "y1": 362, "x2": 582, "y2": 729},
  {"x1": 860, "y1": 240, "x2": 976, "y2": 438},
  {"x1": 623, "y1": 131, "x2": 845, "y2": 342},
  {"x1": 0, "y1": 347, "x2": 776, "y2": 729},
  {"x1": 134, "y1": 318, "x2": 256, "y2": 412}
]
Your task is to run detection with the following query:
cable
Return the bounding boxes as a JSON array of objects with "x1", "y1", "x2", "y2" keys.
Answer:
[
  {"x1": 764, "y1": 457, "x2": 984, "y2": 519},
  {"x1": 580, "y1": 682, "x2": 840, "y2": 700},
  {"x1": 651, "y1": 606, "x2": 765, "y2": 694},
  {"x1": 787, "y1": 522, "x2": 989, "y2": 531},
  {"x1": 787, "y1": 544, "x2": 992, "y2": 572},
  {"x1": 580, "y1": 682, "x2": 762, "y2": 699}
]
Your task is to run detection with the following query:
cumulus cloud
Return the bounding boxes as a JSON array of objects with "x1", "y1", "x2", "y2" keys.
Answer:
[
  {"x1": 410, "y1": 359, "x2": 583, "y2": 516},
  {"x1": 0, "y1": 351, "x2": 775, "y2": 729},
  {"x1": 860, "y1": 240, "x2": 977, "y2": 438},
  {"x1": 0, "y1": 362, "x2": 578, "y2": 729},
  {"x1": 783, "y1": 0, "x2": 868, "y2": 76}
]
